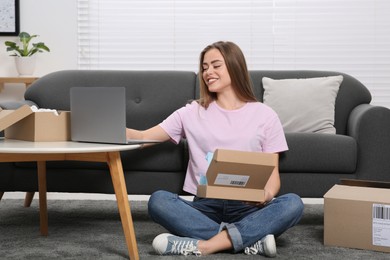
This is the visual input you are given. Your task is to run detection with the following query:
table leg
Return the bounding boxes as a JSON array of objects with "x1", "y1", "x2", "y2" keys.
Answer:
[
  {"x1": 37, "y1": 161, "x2": 48, "y2": 236},
  {"x1": 24, "y1": 192, "x2": 35, "y2": 207},
  {"x1": 107, "y1": 152, "x2": 139, "y2": 260}
]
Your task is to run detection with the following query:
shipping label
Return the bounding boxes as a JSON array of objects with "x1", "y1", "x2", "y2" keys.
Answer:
[
  {"x1": 372, "y1": 204, "x2": 390, "y2": 247},
  {"x1": 214, "y1": 173, "x2": 249, "y2": 187}
]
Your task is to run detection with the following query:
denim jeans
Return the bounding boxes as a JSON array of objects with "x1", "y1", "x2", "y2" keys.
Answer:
[{"x1": 148, "y1": 190, "x2": 304, "y2": 253}]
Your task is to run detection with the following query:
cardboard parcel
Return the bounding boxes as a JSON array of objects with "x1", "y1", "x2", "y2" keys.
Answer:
[
  {"x1": 324, "y1": 179, "x2": 390, "y2": 253},
  {"x1": 197, "y1": 149, "x2": 277, "y2": 202},
  {"x1": 0, "y1": 105, "x2": 70, "y2": 141}
]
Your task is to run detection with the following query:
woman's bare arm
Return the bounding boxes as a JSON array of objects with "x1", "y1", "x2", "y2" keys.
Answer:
[
  {"x1": 245, "y1": 153, "x2": 281, "y2": 206},
  {"x1": 264, "y1": 156, "x2": 281, "y2": 202},
  {"x1": 126, "y1": 125, "x2": 171, "y2": 142}
]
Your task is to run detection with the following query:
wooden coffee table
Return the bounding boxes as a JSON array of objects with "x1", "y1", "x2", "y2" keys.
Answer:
[{"x1": 0, "y1": 138, "x2": 141, "y2": 260}]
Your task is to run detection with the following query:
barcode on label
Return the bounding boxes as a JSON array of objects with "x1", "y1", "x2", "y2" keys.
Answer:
[
  {"x1": 214, "y1": 173, "x2": 249, "y2": 187},
  {"x1": 230, "y1": 181, "x2": 246, "y2": 186},
  {"x1": 372, "y1": 204, "x2": 390, "y2": 247},
  {"x1": 373, "y1": 204, "x2": 390, "y2": 220}
]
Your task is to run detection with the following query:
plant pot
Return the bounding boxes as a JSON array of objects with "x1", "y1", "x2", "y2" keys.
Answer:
[{"x1": 15, "y1": 56, "x2": 37, "y2": 76}]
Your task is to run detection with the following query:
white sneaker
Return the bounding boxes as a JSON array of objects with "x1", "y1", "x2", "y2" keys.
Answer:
[
  {"x1": 152, "y1": 233, "x2": 202, "y2": 256},
  {"x1": 244, "y1": 234, "x2": 277, "y2": 257}
]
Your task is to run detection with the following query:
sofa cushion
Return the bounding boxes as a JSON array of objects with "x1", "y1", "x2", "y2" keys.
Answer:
[
  {"x1": 248, "y1": 71, "x2": 372, "y2": 135},
  {"x1": 280, "y1": 133, "x2": 357, "y2": 173},
  {"x1": 262, "y1": 75, "x2": 343, "y2": 134},
  {"x1": 120, "y1": 141, "x2": 188, "y2": 172}
]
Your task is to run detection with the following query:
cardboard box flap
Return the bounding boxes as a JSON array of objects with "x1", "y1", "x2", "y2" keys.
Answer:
[
  {"x1": 340, "y1": 178, "x2": 390, "y2": 189},
  {"x1": 206, "y1": 149, "x2": 277, "y2": 189},
  {"x1": 213, "y1": 149, "x2": 277, "y2": 166},
  {"x1": 324, "y1": 184, "x2": 390, "y2": 203},
  {"x1": 0, "y1": 105, "x2": 33, "y2": 132}
]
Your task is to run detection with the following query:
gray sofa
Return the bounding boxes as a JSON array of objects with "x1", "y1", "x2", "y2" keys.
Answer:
[{"x1": 1, "y1": 70, "x2": 390, "y2": 198}]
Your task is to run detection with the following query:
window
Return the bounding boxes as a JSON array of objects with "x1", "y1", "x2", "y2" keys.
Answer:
[{"x1": 78, "y1": 0, "x2": 390, "y2": 107}]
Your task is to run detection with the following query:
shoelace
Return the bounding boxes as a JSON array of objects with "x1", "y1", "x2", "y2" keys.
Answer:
[
  {"x1": 244, "y1": 240, "x2": 264, "y2": 255},
  {"x1": 170, "y1": 240, "x2": 202, "y2": 256}
]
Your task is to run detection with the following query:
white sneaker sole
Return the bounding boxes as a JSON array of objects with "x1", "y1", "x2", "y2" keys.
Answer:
[
  {"x1": 152, "y1": 233, "x2": 172, "y2": 255},
  {"x1": 263, "y1": 234, "x2": 277, "y2": 257}
]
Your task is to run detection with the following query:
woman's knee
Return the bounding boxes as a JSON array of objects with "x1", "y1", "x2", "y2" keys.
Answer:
[
  {"x1": 286, "y1": 193, "x2": 304, "y2": 219},
  {"x1": 148, "y1": 190, "x2": 176, "y2": 216},
  {"x1": 279, "y1": 193, "x2": 304, "y2": 217},
  {"x1": 149, "y1": 190, "x2": 171, "y2": 203}
]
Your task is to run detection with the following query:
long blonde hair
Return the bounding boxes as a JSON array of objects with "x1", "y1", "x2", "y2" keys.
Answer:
[{"x1": 198, "y1": 41, "x2": 257, "y2": 108}]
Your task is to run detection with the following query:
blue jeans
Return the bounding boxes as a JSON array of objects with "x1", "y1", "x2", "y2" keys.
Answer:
[{"x1": 148, "y1": 190, "x2": 304, "y2": 253}]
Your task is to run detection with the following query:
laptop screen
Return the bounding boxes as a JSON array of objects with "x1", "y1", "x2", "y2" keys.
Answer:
[{"x1": 70, "y1": 87, "x2": 128, "y2": 144}]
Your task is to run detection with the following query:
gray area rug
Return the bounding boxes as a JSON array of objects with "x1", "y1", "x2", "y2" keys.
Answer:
[{"x1": 0, "y1": 199, "x2": 388, "y2": 259}]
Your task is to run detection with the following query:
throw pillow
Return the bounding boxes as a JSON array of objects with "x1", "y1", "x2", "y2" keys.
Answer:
[{"x1": 262, "y1": 75, "x2": 343, "y2": 134}]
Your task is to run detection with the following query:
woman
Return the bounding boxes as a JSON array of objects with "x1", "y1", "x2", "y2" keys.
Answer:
[{"x1": 126, "y1": 41, "x2": 304, "y2": 257}]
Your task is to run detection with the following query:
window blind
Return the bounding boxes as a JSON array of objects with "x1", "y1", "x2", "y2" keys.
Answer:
[{"x1": 77, "y1": 0, "x2": 390, "y2": 108}]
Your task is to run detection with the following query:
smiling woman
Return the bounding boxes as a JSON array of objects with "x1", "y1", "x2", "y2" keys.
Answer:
[{"x1": 0, "y1": 0, "x2": 19, "y2": 36}]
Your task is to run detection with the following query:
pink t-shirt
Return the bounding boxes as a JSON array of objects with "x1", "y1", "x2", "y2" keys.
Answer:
[{"x1": 159, "y1": 100, "x2": 288, "y2": 195}]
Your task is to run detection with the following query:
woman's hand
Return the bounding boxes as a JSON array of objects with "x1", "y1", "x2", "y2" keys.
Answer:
[
  {"x1": 244, "y1": 201, "x2": 267, "y2": 207},
  {"x1": 244, "y1": 189, "x2": 274, "y2": 207},
  {"x1": 126, "y1": 128, "x2": 143, "y2": 140},
  {"x1": 126, "y1": 125, "x2": 170, "y2": 147}
]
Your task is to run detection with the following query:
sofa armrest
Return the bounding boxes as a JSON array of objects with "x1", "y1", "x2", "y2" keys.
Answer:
[
  {"x1": 0, "y1": 100, "x2": 37, "y2": 110},
  {"x1": 348, "y1": 104, "x2": 390, "y2": 181}
]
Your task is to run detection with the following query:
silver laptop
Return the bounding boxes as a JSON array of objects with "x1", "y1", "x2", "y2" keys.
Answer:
[{"x1": 70, "y1": 87, "x2": 160, "y2": 145}]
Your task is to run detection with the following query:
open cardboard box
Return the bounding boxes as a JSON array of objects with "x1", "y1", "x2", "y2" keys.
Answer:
[
  {"x1": 324, "y1": 179, "x2": 390, "y2": 253},
  {"x1": 196, "y1": 149, "x2": 277, "y2": 202},
  {"x1": 0, "y1": 105, "x2": 70, "y2": 141}
]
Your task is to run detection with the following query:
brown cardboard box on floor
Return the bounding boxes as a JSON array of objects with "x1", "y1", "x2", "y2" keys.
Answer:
[
  {"x1": 196, "y1": 149, "x2": 277, "y2": 202},
  {"x1": 0, "y1": 105, "x2": 70, "y2": 141},
  {"x1": 324, "y1": 179, "x2": 390, "y2": 253}
]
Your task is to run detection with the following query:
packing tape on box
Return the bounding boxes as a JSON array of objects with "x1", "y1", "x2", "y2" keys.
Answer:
[
  {"x1": 206, "y1": 152, "x2": 213, "y2": 164},
  {"x1": 199, "y1": 152, "x2": 215, "y2": 185}
]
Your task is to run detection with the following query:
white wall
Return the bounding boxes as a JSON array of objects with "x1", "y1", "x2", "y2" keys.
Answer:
[
  {"x1": 0, "y1": 0, "x2": 77, "y2": 101},
  {"x1": 1, "y1": 1, "x2": 389, "y2": 108}
]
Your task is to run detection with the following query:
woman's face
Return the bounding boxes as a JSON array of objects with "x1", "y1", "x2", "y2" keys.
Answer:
[{"x1": 202, "y1": 48, "x2": 232, "y2": 94}]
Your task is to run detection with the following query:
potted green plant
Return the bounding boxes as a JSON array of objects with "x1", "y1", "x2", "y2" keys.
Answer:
[{"x1": 4, "y1": 32, "x2": 50, "y2": 75}]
